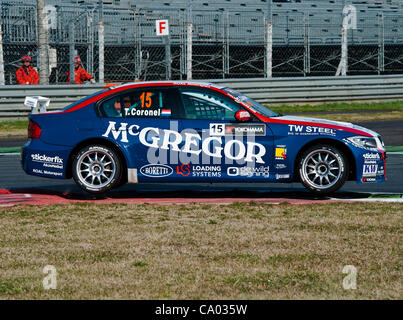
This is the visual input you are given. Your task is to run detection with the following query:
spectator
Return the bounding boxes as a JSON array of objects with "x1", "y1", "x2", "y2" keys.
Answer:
[
  {"x1": 16, "y1": 55, "x2": 39, "y2": 85},
  {"x1": 67, "y1": 57, "x2": 95, "y2": 84}
]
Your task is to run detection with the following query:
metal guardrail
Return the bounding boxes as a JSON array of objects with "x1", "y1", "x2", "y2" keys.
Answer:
[
  {"x1": 0, "y1": 75, "x2": 402, "y2": 117},
  {"x1": 212, "y1": 74, "x2": 403, "y2": 104},
  {"x1": 0, "y1": 84, "x2": 106, "y2": 117}
]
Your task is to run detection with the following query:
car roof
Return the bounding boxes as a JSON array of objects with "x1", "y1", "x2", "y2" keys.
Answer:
[
  {"x1": 107, "y1": 80, "x2": 227, "y2": 91},
  {"x1": 59, "y1": 80, "x2": 229, "y2": 114}
]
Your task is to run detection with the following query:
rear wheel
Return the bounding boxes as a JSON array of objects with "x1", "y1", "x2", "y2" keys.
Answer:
[
  {"x1": 298, "y1": 144, "x2": 348, "y2": 195},
  {"x1": 72, "y1": 145, "x2": 122, "y2": 194}
]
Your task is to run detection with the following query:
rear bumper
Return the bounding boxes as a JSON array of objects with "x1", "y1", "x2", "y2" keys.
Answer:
[{"x1": 22, "y1": 139, "x2": 71, "y2": 179}]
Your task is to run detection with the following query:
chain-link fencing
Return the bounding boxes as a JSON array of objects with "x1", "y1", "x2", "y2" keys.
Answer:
[{"x1": 0, "y1": 1, "x2": 402, "y2": 84}]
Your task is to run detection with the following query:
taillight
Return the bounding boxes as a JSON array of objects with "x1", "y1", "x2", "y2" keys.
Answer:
[{"x1": 28, "y1": 120, "x2": 41, "y2": 139}]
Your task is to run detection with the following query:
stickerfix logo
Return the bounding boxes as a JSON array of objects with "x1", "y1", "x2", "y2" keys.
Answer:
[
  {"x1": 363, "y1": 153, "x2": 380, "y2": 163},
  {"x1": 140, "y1": 164, "x2": 173, "y2": 178},
  {"x1": 363, "y1": 152, "x2": 381, "y2": 164},
  {"x1": 288, "y1": 125, "x2": 336, "y2": 136},
  {"x1": 210, "y1": 123, "x2": 266, "y2": 136},
  {"x1": 227, "y1": 166, "x2": 270, "y2": 178},
  {"x1": 275, "y1": 146, "x2": 287, "y2": 160},
  {"x1": 31, "y1": 154, "x2": 63, "y2": 164},
  {"x1": 363, "y1": 153, "x2": 380, "y2": 160},
  {"x1": 31, "y1": 153, "x2": 64, "y2": 169},
  {"x1": 103, "y1": 121, "x2": 266, "y2": 164},
  {"x1": 177, "y1": 164, "x2": 222, "y2": 178},
  {"x1": 362, "y1": 164, "x2": 378, "y2": 177}
]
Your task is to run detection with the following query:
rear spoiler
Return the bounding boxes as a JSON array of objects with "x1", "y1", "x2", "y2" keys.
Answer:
[{"x1": 25, "y1": 96, "x2": 50, "y2": 114}]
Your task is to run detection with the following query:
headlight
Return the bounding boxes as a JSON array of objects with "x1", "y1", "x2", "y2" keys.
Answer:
[{"x1": 347, "y1": 135, "x2": 385, "y2": 151}]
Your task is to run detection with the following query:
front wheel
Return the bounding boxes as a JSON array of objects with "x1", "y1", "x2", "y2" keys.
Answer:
[
  {"x1": 72, "y1": 145, "x2": 122, "y2": 194},
  {"x1": 298, "y1": 144, "x2": 349, "y2": 195}
]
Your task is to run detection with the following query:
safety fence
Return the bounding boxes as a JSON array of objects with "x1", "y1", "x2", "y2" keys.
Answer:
[
  {"x1": 1, "y1": 75, "x2": 402, "y2": 117},
  {"x1": 0, "y1": 1, "x2": 402, "y2": 85}
]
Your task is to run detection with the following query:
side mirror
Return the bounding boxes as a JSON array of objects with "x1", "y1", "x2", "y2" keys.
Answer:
[{"x1": 235, "y1": 110, "x2": 252, "y2": 122}]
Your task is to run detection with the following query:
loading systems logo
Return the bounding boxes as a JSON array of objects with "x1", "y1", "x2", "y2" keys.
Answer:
[{"x1": 176, "y1": 164, "x2": 222, "y2": 178}]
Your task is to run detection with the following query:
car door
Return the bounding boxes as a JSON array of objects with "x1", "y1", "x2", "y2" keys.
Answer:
[
  {"x1": 99, "y1": 86, "x2": 185, "y2": 182},
  {"x1": 177, "y1": 87, "x2": 275, "y2": 182}
]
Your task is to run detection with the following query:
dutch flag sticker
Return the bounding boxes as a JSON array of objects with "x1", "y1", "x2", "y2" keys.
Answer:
[{"x1": 161, "y1": 109, "x2": 171, "y2": 117}]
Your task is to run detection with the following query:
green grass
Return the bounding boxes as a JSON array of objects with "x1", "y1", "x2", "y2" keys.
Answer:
[
  {"x1": 385, "y1": 146, "x2": 403, "y2": 153},
  {"x1": 267, "y1": 100, "x2": 403, "y2": 114},
  {"x1": 0, "y1": 202, "x2": 401, "y2": 299},
  {"x1": 368, "y1": 194, "x2": 403, "y2": 199},
  {"x1": 0, "y1": 147, "x2": 21, "y2": 153},
  {"x1": 0, "y1": 120, "x2": 28, "y2": 131}
]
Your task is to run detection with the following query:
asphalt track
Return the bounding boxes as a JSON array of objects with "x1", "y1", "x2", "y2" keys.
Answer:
[
  {"x1": 354, "y1": 120, "x2": 403, "y2": 146},
  {"x1": 0, "y1": 119, "x2": 402, "y2": 205},
  {"x1": 0, "y1": 153, "x2": 402, "y2": 206}
]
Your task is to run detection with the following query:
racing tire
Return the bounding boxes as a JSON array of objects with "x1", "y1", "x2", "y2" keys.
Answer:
[
  {"x1": 298, "y1": 144, "x2": 349, "y2": 196},
  {"x1": 72, "y1": 145, "x2": 122, "y2": 194}
]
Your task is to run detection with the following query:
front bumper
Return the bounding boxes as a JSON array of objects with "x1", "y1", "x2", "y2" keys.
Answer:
[{"x1": 357, "y1": 150, "x2": 386, "y2": 184}]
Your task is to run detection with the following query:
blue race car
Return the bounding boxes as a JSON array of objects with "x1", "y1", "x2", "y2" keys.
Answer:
[{"x1": 22, "y1": 81, "x2": 386, "y2": 195}]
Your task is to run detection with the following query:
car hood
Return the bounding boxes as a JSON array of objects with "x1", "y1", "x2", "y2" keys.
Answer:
[{"x1": 270, "y1": 115, "x2": 379, "y2": 137}]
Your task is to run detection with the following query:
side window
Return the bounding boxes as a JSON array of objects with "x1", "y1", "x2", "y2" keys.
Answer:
[
  {"x1": 124, "y1": 89, "x2": 178, "y2": 118},
  {"x1": 101, "y1": 96, "x2": 123, "y2": 118},
  {"x1": 180, "y1": 89, "x2": 241, "y2": 120},
  {"x1": 99, "y1": 88, "x2": 180, "y2": 118}
]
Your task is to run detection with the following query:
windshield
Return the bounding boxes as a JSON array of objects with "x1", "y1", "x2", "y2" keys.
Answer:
[
  {"x1": 224, "y1": 88, "x2": 279, "y2": 118},
  {"x1": 62, "y1": 88, "x2": 109, "y2": 111}
]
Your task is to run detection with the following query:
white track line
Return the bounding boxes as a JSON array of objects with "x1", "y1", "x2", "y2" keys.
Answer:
[{"x1": 334, "y1": 198, "x2": 403, "y2": 202}]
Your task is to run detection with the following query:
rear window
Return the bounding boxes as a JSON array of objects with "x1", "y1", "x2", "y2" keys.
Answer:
[{"x1": 62, "y1": 88, "x2": 109, "y2": 112}]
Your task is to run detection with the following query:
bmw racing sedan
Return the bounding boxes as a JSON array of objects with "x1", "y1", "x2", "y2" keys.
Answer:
[{"x1": 22, "y1": 81, "x2": 386, "y2": 195}]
